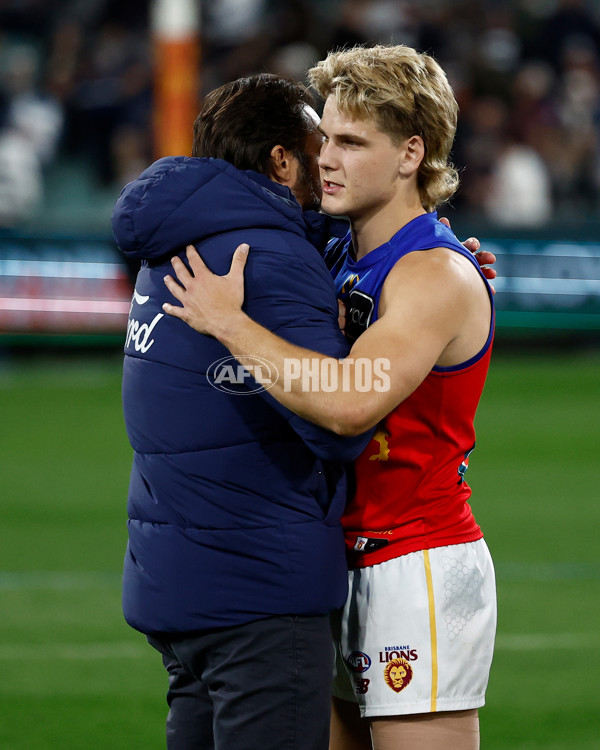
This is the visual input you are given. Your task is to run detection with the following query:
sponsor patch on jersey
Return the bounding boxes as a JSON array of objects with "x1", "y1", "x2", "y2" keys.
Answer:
[
  {"x1": 345, "y1": 290, "x2": 375, "y2": 342},
  {"x1": 457, "y1": 443, "x2": 476, "y2": 484},
  {"x1": 353, "y1": 677, "x2": 370, "y2": 695},
  {"x1": 353, "y1": 536, "x2": 389, "y2": 552}
]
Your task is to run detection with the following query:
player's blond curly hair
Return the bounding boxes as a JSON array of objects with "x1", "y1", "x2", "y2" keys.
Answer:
[{"x1": 308, "y1": 45, "x2": 459, "y2": 211}]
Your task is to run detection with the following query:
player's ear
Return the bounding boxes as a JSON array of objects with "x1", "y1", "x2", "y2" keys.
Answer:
[
  {"x1": 398, "y1": 135, "x2": 424, "y2": 177},
  {"x1": 269, "y1": 144, "x2": 295, "y2": 185}
]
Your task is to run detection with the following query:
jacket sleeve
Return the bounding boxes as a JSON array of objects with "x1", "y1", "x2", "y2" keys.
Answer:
[
  {"x1": 242, "y1": 239, "x2": 373, "y2": 463},
  {"x1": 285, "y1": 409, "x2": 373, "y2": 464}
]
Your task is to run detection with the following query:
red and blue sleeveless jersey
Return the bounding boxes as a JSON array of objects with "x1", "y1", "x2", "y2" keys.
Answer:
[{"x1": 324, "y1": 212, "x2": 495, "y2": 568}]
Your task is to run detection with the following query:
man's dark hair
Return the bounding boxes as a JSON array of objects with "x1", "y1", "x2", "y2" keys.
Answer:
[{"x1": 192, "y1": 73, "x2": 316, "y2": 175}]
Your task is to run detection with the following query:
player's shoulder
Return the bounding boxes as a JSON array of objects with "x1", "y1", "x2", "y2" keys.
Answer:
[
  {"x1": 388, "y1": 245, "x2": 465, "y2": 280},
  {"x1": 380, "y1": 246, "x2": 480, "y2": 314}
]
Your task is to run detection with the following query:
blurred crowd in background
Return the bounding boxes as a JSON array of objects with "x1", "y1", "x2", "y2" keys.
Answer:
[{"x1": 1, "y1": 0, "x2": 600, "y2": 231}]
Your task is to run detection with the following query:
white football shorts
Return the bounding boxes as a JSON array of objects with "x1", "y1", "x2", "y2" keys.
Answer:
[{"x1": 331, "y1": 540, "x2": 497, "y2": 717}]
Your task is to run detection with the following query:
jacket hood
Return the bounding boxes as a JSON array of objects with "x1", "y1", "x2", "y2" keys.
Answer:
[{"x1": 111, "y1": 156, "x2": 344, "y2": 260}]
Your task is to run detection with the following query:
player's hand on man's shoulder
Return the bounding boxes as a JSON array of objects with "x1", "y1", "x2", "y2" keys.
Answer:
[{"x1": 163, "y1": 243, "x2": 250, "y2": 337}]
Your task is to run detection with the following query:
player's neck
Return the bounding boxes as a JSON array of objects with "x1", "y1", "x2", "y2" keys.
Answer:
[{"x1": 351, "y1": 195, "x2": 425, "y2": 262}]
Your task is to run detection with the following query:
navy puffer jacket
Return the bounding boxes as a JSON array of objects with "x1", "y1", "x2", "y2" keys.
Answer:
[{"x1": 112, "y1": 156, "x2": 369, "y2": 635}]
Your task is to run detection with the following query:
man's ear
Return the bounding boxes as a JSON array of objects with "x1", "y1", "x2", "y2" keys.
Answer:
[
  {"x1": 399, "y1": 135, "x2": 425, "y2": 177},
  {"x1": 269, "y1": 144, "x2": 295, "y2": 185}
]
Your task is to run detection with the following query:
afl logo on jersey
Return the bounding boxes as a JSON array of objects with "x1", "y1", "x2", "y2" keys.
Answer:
[{"x1": 346, "y1": 651, "x2": 372, "y2": 673}]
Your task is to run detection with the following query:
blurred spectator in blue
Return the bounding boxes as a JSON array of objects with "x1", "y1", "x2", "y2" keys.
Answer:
[
  {"x1": 552, "y1": 36, "x2": 600, "y2": 217},
  {"x1": 64, "y1": 20, "x2": 153, "y2": 186}
]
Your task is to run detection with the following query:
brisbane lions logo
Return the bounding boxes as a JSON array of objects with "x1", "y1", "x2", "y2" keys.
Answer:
[
  {"x1": 383, "y1": 658, "x2": 413, "y2": 693},
  {"x1": 340, "y1": 274, "x2": 360, "y2": 295}
]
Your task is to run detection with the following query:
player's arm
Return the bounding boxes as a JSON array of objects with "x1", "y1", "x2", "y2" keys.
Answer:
[{"x1": 163, "y1": 244, "x2": 473, "y2": 436}]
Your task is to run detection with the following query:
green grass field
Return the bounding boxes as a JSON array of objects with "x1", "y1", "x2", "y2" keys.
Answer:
[{"x1": 1, "y1": 348, "x2": 599, "y2": 749}]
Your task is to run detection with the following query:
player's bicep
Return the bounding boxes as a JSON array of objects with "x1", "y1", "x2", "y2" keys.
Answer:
[
  {"x1": 348, "y1": 315, "x2": 438, "y2": 413},
  {"x1": 348, "y1": 264, "x2": 459, "y2": 408}
]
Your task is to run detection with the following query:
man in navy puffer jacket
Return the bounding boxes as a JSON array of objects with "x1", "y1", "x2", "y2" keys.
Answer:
[{"x1": 111, "y1": 75, "x2": 371, "y2": 750}]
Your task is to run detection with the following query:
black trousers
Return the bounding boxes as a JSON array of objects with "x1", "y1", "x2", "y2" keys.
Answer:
[{"x1": 148, "y1": 614, "x2": 334, "y2": 750}]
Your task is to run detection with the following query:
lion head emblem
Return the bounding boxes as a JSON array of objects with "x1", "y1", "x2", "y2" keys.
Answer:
[{"x1": 383, "y1": 657, "x2": 413, "y2": 693}]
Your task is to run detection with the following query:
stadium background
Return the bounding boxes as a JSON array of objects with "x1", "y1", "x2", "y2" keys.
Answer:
[{"x1": 1, "y1": 0, "x2": 599, "y2": 748}]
